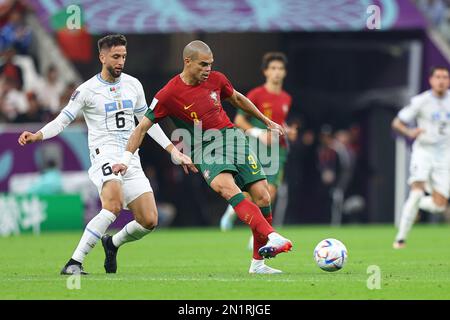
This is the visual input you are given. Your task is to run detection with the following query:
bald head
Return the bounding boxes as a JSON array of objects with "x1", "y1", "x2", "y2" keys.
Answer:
[
  {"x1": 183, "y1": 40, "x2": 212, "y2": 60},
  {"x1": 181, "y1": 40, "x2": 214, "y2": 84}
]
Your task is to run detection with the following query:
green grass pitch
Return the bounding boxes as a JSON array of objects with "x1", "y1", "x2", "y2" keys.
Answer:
[{"x1": 1, "y1": 224, "x2": 450, "y2": 300}]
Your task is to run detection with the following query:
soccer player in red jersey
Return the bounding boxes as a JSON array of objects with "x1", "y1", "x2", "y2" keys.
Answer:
[
  {"x1": 220, "y1": 52, "x2": 298, "y2": 234},
  {"x1": 113, "y1": 40, "x2": 293, "y2": 274}
]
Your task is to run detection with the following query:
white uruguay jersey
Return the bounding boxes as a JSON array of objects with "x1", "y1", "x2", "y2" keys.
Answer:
[
  {"x1": 61, "y1": 73, "x2": 148, "y2": 153},
  {"x1": 398, "y1": 90, "x2": 450, "y2": 148}
]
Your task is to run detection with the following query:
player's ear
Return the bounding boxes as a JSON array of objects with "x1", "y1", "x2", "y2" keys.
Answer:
[{"x1": 99, "y1": 49, "x2": 108, "y2": 64}]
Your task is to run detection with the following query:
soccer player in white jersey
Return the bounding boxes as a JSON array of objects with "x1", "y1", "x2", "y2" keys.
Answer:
[
  {"x1": 18, "y1": 34, "x2": 197, "y2": 274},
  {"x1": 392, "y1": 66, "x2": 450, "y2": 249}
]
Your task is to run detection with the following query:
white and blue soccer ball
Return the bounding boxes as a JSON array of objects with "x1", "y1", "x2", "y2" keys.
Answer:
[{"x1": 313, "y1": 238, "x2": 348, "y2": 272}]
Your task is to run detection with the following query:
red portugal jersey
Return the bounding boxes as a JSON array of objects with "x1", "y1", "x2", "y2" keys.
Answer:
[
  {"x1": 239, "y1": 85, "x2": 292, "y2": 147},
  {"x1": 245, "y1": 85, "x2": 292, "y2": 128},
  {"x1": 145, "y1": 71, "x2": 235, "y2": 133}
]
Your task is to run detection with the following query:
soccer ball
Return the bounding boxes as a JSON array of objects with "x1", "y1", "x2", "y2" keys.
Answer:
[{"x1": 313, "y1": 238, "x2": 348, "y2": 272}]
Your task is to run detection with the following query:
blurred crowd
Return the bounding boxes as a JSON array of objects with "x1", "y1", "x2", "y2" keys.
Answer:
[
  {"x1": 415, "y1": 0, "x2": 450, "y2": 42},
  {"x1": 283, "y1": 122, "x2": 366, "y2": 224},
  {"x1": 0, "y1": 1, "x2": 78, "y2": 124}
]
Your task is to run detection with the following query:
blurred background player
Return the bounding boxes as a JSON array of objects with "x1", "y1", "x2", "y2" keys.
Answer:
[
  {"x1": 392, "y1": 66, "x2": 450, "y2": 249},
  {"x1": 219, "y1": 52, "x2": 298, "y2": 233},
  {"x1": 113, "y1": 40, "x2": 293, "y2": 274},
  {"x1": 18, "y1": 34, "x2": 195, "y2": 274},
  {"x1": 26, "y1": 158, "x2": 62, "y2": 195}
]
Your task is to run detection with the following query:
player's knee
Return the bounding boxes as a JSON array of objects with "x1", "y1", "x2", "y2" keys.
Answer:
[
  {"x1": 218, "y1": 189, "x2": 236, "y2": 201},
  {"x1": 432, "y1": 191, "x2": 448, "y2": 207},
  {"x1": 433, "y1": 199, "x2": 447, "y2": 211},
  {"x1": 103, "y1": 200, "x2": 123, "y2": 215},
  {"x1": 269, "y1": 189, "x2": 277, "y2": 203},
  {"x1": 142, "y1": 216, "x2": 158, "y2": 230},
  {"x1": 212, "y1": 182, "x2": 237, "y2": 201},
  {"x1": 253, "y1": 191, "x2": 271, "y2": 208},
  {"x1": 137, "y1": 211, "x2": 158, "y2": 230},
  {"x1": 410, "y1": 182, "x2": 425, "y2": 191}
]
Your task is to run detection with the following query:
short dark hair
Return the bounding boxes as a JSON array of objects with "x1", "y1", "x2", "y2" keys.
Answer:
[
  {"x1": 261, "y1": 52, "x2": 288, "y2": 70},
  {"x1": 97, "y1": 34, "x2": 127, "y2": 52},
  {"x1": 429, "y1": 65, "x2": 449, "y2": 77}
]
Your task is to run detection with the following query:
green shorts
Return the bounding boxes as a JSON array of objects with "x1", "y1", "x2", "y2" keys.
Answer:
[
  {"x1": 247, "y1": 136, "x2": 288, "y2": 188},
  {"x1": 266, "y1": 146, "x2": 287, "y2": 187},
  {"x1": 194, "y1": 128, "x2": 266, "y2": 191}
]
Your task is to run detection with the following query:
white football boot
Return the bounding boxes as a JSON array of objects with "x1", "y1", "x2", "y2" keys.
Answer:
[{"x1": 258, "y1": 233, "x2": 293, "y2": 259}]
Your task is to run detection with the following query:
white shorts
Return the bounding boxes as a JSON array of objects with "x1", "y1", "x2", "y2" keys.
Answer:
[
  {"x1": 88, "y1": 149, "x2": 152, "y2": 207},
  {"x1": 408, "y1": 144, "x2": 450, "y2": 198}
]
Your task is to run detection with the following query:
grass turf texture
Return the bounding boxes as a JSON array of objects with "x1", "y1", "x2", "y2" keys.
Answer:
[{"x1": 1, "y1": 224, "x2": 450, "y2": 300}]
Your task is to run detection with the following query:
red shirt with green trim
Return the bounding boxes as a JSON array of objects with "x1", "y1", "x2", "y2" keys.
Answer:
[
  {"x1": 239, "y1": 85, "x2": 292, "y2": 129},
  {"x1": 145, "y1": 71, "x2": 235, "y2": 132}
]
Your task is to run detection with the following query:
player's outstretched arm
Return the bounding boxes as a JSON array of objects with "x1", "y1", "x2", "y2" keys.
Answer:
[
  {"x1": 18, "y1": 111, "x2": 74, "y2": 146},
  {"x1": 113, "y1": 117, "x2": 152, "y2": 175},
  {"x1": 138, "y1": 120, "x2": 197, "y2": 174},
  {"x1": 165, "y1": 144, "x2": 198, "y2": 174},
  {"x1": 392, "y1": 117, "x2": 424, "y2": 140},
  {"x1": 112, "y1": 117, "x2": 198, "y2": 175}
]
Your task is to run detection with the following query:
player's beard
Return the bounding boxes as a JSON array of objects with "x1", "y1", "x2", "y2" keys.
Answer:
[
  {"x1": 107, "y1": 65, "x2": 122, "y2": 79},
  {"x1": 434, "y1": 85, "x2": 447, "y2": 96}
]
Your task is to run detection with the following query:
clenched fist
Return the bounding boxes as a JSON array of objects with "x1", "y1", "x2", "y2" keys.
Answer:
[
  {"x1": 18, "y1": 131, "x2": 42, "y2": 146},
  {"x1": 112, "y1": 163, "x2": 128, "y2": 176}
]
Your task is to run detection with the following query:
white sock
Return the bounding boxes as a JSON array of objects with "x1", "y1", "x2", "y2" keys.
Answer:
[
  {"x1": 418, "y1": 196, "x2": 446, "y2": 214},
  {"x1": 71, "y1": 209, "x2": 116, "y2": 263},
  {"x1": 112, "y1": 220, "x2": 154, "y2": 248},
  {"x1": 396, "y1": 189, "x2": 424, "y2": 241}
]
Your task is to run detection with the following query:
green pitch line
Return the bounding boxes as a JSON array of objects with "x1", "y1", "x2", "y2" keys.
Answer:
[{"x1": 1, "y1": 224, "x2": 449, "y2": 300}]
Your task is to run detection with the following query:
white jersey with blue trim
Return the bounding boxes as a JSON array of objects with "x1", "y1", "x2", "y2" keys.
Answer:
[
  {"x1": 398, "y1": 90, "x2": 450, "y2": 148},
  {"x1": 62, "y1": 72, "x2": 148, "y2": 153}
]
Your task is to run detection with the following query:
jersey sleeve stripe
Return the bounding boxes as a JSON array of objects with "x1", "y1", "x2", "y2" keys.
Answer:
[
  {"x1": 62, "y1": 110, "x2": 75, "y2": 121},
  {"x1": 149, "y1": 98, "x2": 159, "y2": 110},
  {"x1": 64, "y1": 109, "x2": 76, "y2": 119}
]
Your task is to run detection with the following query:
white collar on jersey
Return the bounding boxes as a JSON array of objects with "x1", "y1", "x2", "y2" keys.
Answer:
[{"x1": 96, "y1": 73, "x2": 121, "y2": 85}]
